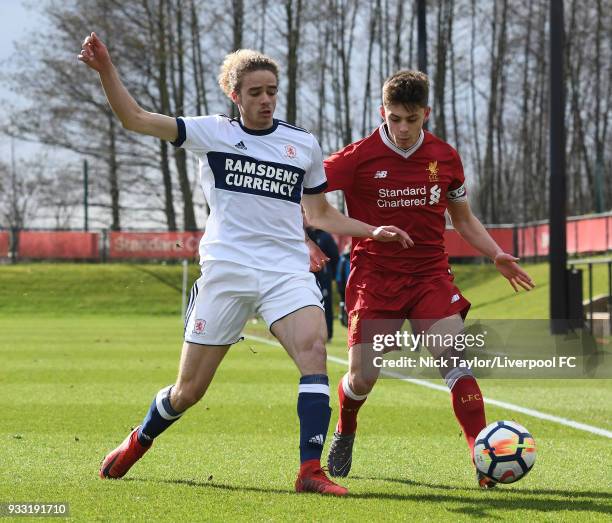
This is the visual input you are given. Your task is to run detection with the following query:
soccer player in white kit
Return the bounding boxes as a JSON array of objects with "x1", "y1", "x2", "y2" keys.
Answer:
[{"x1": 79, "y1": 33, "x2": 411, "y2": 496}]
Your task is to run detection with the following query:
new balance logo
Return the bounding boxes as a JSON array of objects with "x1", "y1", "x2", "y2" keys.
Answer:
[
  {"x1": 374, "y1": 170, "x2": 388, "y2": 178},
  {"x1": 235, "y1": 141, "x2": 247, "y2": 150},
  {"x1": 308, "y1": 434, "x2": 325, "y2": 446}
]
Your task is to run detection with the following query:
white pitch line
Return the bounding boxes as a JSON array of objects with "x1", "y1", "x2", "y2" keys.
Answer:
[{"x1": 245, "y1": 334, "x2": 612, "y2": 439}]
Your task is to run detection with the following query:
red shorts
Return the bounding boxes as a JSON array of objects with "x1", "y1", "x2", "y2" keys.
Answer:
[{"x1": 345, "y1": 265, "x2": 471, "y2": 347}]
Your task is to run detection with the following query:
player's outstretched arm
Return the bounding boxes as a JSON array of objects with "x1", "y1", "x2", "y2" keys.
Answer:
[
  {"x1": 448, "y1": 200, "x2": 535, "y2": 292},
  {"x1": 78, "y1": 32, "x2": 177, "y2": 142},
  {"x1": 302, "y1": 193, "x2": 413, "y2": 248}
]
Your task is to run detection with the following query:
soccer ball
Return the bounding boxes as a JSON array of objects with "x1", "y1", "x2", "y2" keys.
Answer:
[{"x1": 473, "y1": 421, "x2": 536, "y2": 484}]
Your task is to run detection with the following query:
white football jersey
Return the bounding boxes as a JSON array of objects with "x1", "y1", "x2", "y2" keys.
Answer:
[{"x1": 172, "y1": 115, "x2": 327, "y2": 272}]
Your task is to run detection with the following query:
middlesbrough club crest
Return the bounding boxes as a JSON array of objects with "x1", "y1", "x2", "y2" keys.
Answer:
[
  {"x1": 284, "y1": 144, "x2": 297, "y2": 159},
  {"x1": 193, "y1": 319, "x2": 206, "y2": 335}
]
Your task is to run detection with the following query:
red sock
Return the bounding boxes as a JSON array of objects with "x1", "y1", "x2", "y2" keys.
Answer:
[
  {"x1": 336, "y1": 374, "x2": 367, "y2": 435},
  {"x1": 450, "y1": 376, "x2": 486, "y2": 456}
]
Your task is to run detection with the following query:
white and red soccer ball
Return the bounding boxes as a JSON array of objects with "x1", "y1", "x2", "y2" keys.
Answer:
[{"x1": 473, "y1": 420, "x2": 537, "y2": 484}]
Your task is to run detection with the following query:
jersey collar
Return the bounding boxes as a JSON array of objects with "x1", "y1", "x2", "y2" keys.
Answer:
[
  {"x1": 238, "y1": 118, "x2": 279, "y2": 136},
  {"x1": 378, "y1": 124, "x2": 424, "y2": 158}
]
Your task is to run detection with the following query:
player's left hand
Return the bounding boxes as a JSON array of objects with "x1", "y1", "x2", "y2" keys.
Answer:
[
  {"x1": 308, "y1": 239, "x2": 329, "y2": 272},
  {"x1": 494, "y1": 253, "x2": 535, "y2": 292},
  {"x1": 372, "y1": 226, "x2": 414, "y2": 248}
]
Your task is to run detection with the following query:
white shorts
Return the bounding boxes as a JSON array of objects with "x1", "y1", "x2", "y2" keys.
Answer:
[{"x1": 184, "y1": 260, "x2": 324, "y2": 346}]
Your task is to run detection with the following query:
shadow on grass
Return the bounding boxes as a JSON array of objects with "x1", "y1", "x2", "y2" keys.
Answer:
[
  {"x1": 130, "y1": 265, "x2": 184, "y2": 294},
  {"x1": 124, "y1": 477, "x2": 612, "y2": 517},
  {"x1": 364, "y1": 476, "x2": 612, "y2": 500}
]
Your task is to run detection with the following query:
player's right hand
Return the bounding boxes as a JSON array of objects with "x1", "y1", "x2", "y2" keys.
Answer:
[
  {"x1": 78, "y1": 32, "x2": 111, "y2": 72},
  {"x1": 371, "y1": 226, "x2": 414, "y2": 248},
  {"x1": 307, "y1": 238, "x2": 330, "y2": 272}
]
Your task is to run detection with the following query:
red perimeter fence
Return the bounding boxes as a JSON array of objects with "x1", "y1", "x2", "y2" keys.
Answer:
[
  {"x1": 1, "y1": 213, "x2": 610, "y2": 261},
  {"x1": 0, "y1": 231, "x2": 9, "y2": 258}
]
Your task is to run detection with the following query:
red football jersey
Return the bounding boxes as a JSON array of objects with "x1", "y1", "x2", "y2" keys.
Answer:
[{"x1": 324, "y1": 125, "x2": 467, "y2": 275}]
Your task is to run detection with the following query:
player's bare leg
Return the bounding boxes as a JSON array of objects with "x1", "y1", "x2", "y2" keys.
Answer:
[
  {"x1": 271, "y1": 306, "x2": 347, "y2": 496},
  {"x1": 171, "y1": 342, "x2": 230, "y2": 411},
  {"x1": 423, "y1": 314, "x2": 494, "y2": 488},
  {"x1": 99, "y1": 342, "x2": 229, "y2": 479}
]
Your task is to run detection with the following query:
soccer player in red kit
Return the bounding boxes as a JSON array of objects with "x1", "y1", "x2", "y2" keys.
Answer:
[{"x1": 324, "y1": 70, "x2": 535, "y2": 488}]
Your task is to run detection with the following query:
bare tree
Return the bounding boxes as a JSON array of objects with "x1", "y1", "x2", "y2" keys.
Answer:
[
  {"x1": 285, "y1": 0, "x2": 304, "y2": 124},
  {"x1": 0, "y1": 157, "x2": 42, "y2": 231},
  {"x1": 36, "y1": 163, "x2": 83, "y2": 229},
  {"x1": 519, "y1": 0, "x2": 535, "y2": 222},
  {"x1": 433, "y1": 0, "x2": 452, "y2": 141},
  {"x1": 469, "y1": 0, "x2": 482, "y2": 182},
  {"x1": 481, "y1": 0, "x2": 508, "y2": 223},
  {"x1": 493, "y1": 0, "x2": 508, "y2": 220},
  {"x1": 362, "y1": 0, "x2": 379, "y2": 137},
  {"x1": 329, "y1": 0, "x2": 360, "y2": 146},
  {"x1": 593, "y1": 0, "x2": 606, "y2": 212},
  {"x1": 144, "y1": 0, "x2": 178, "y2": 230},
  {"x1": 190, "y1": 0, "x2": 209, "y2": 115},
  {"x1": 448, "y1": 0, "x2": 459, "y2": 150},
  {"x1": 230, "y1": 0, "x2": 244, "y2": 118},
  {"x1": 4, "y1": 40, "x2": 131, "y2": 230},
  {"x1": 168, "y1": 0, "x2": 197, "y2": 230},
  {"x1": 1, "y1": 0, "x2": 609, "y2": 228},
  {"x1": 314, "y1": 3, "x2": 332, "y2": 142},
  {"x1": 392, "y1": 0, "x2": 405, "y2": 70}
]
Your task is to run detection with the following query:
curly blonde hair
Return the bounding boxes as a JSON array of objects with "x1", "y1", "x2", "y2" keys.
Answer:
[{"x1": 218, "y1": 49, "x2": 280, "y2": 98}]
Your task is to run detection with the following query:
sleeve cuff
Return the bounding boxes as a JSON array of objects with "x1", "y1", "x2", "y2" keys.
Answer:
[
  {"x1": 170, "y1": 117, "x2": 186, "y2": 147},
  {"x1": 303, "y1": 181, "x2": 328, "y2": 194}
]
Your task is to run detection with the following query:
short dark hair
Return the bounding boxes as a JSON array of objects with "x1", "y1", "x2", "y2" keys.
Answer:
[{"x1": 382, "y1": 70, "x2": 429, "y2": 109}]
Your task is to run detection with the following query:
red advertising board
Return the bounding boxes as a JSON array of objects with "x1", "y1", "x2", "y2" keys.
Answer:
[
  {"x1": 575, "y1": 216, "x2": 607, "y2": 253},
  {"x1": 18, "y1": 231, "x2": 99, "y2": 259},
  {"x1": 535, "y1": 224, "x2": 550, "y2": 256},
  {"x1": 566, "y1": 220, "x2": 578, "y2": 254},
  {"x1": 109, "y1": 231, "x2": 203, "y2": 259},
  {"x1": 518, "y1": 224, "x2": 549, "y2": 257},
  {"x1": 7, "y1": 213, "x2": 610, "y2": 262},
  {"x1": 0, "y1": 231, "x2": 9, "y2": 257}
]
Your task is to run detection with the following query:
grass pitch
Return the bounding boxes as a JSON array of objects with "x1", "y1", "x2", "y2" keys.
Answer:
[{"x1": 0, "y1": 263, "x2": 611, "y2": 521}]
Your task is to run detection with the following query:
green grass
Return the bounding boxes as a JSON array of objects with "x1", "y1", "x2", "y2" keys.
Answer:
[
  {"x1": 0, "y1": 263, "x2": 200, "y2": 316},
  {"x1": 451, "y1": 259, "x2": 611, "y2": 319},
  {"x1": 0, "y1": 260, "x2": 609, "y2": 318},
  {"x1": 0, "y1": 263, "x2": 611, "y2": 521}
]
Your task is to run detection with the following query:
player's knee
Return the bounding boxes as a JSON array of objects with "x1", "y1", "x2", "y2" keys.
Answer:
[
  {"x1": 171, "y1": 383, "x2": 205, "y2": 411},
  {"x1": 295, "y1": 337, "x2": 327, "y2": 369},
  {"x1": 306, "y1": 337, "x2": 327, "y2": 362}
]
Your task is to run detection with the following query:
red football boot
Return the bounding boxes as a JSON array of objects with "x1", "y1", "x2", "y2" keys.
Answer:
[
  {"x1": 99, "y1": 426, "x2": 151, "y2": 479},
  {"x1": 472, "y1": 445, "x2": 497, "y2": 489},
  {"x1": 295, "y1": 460, "x2": 348, "y2": 496}
]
